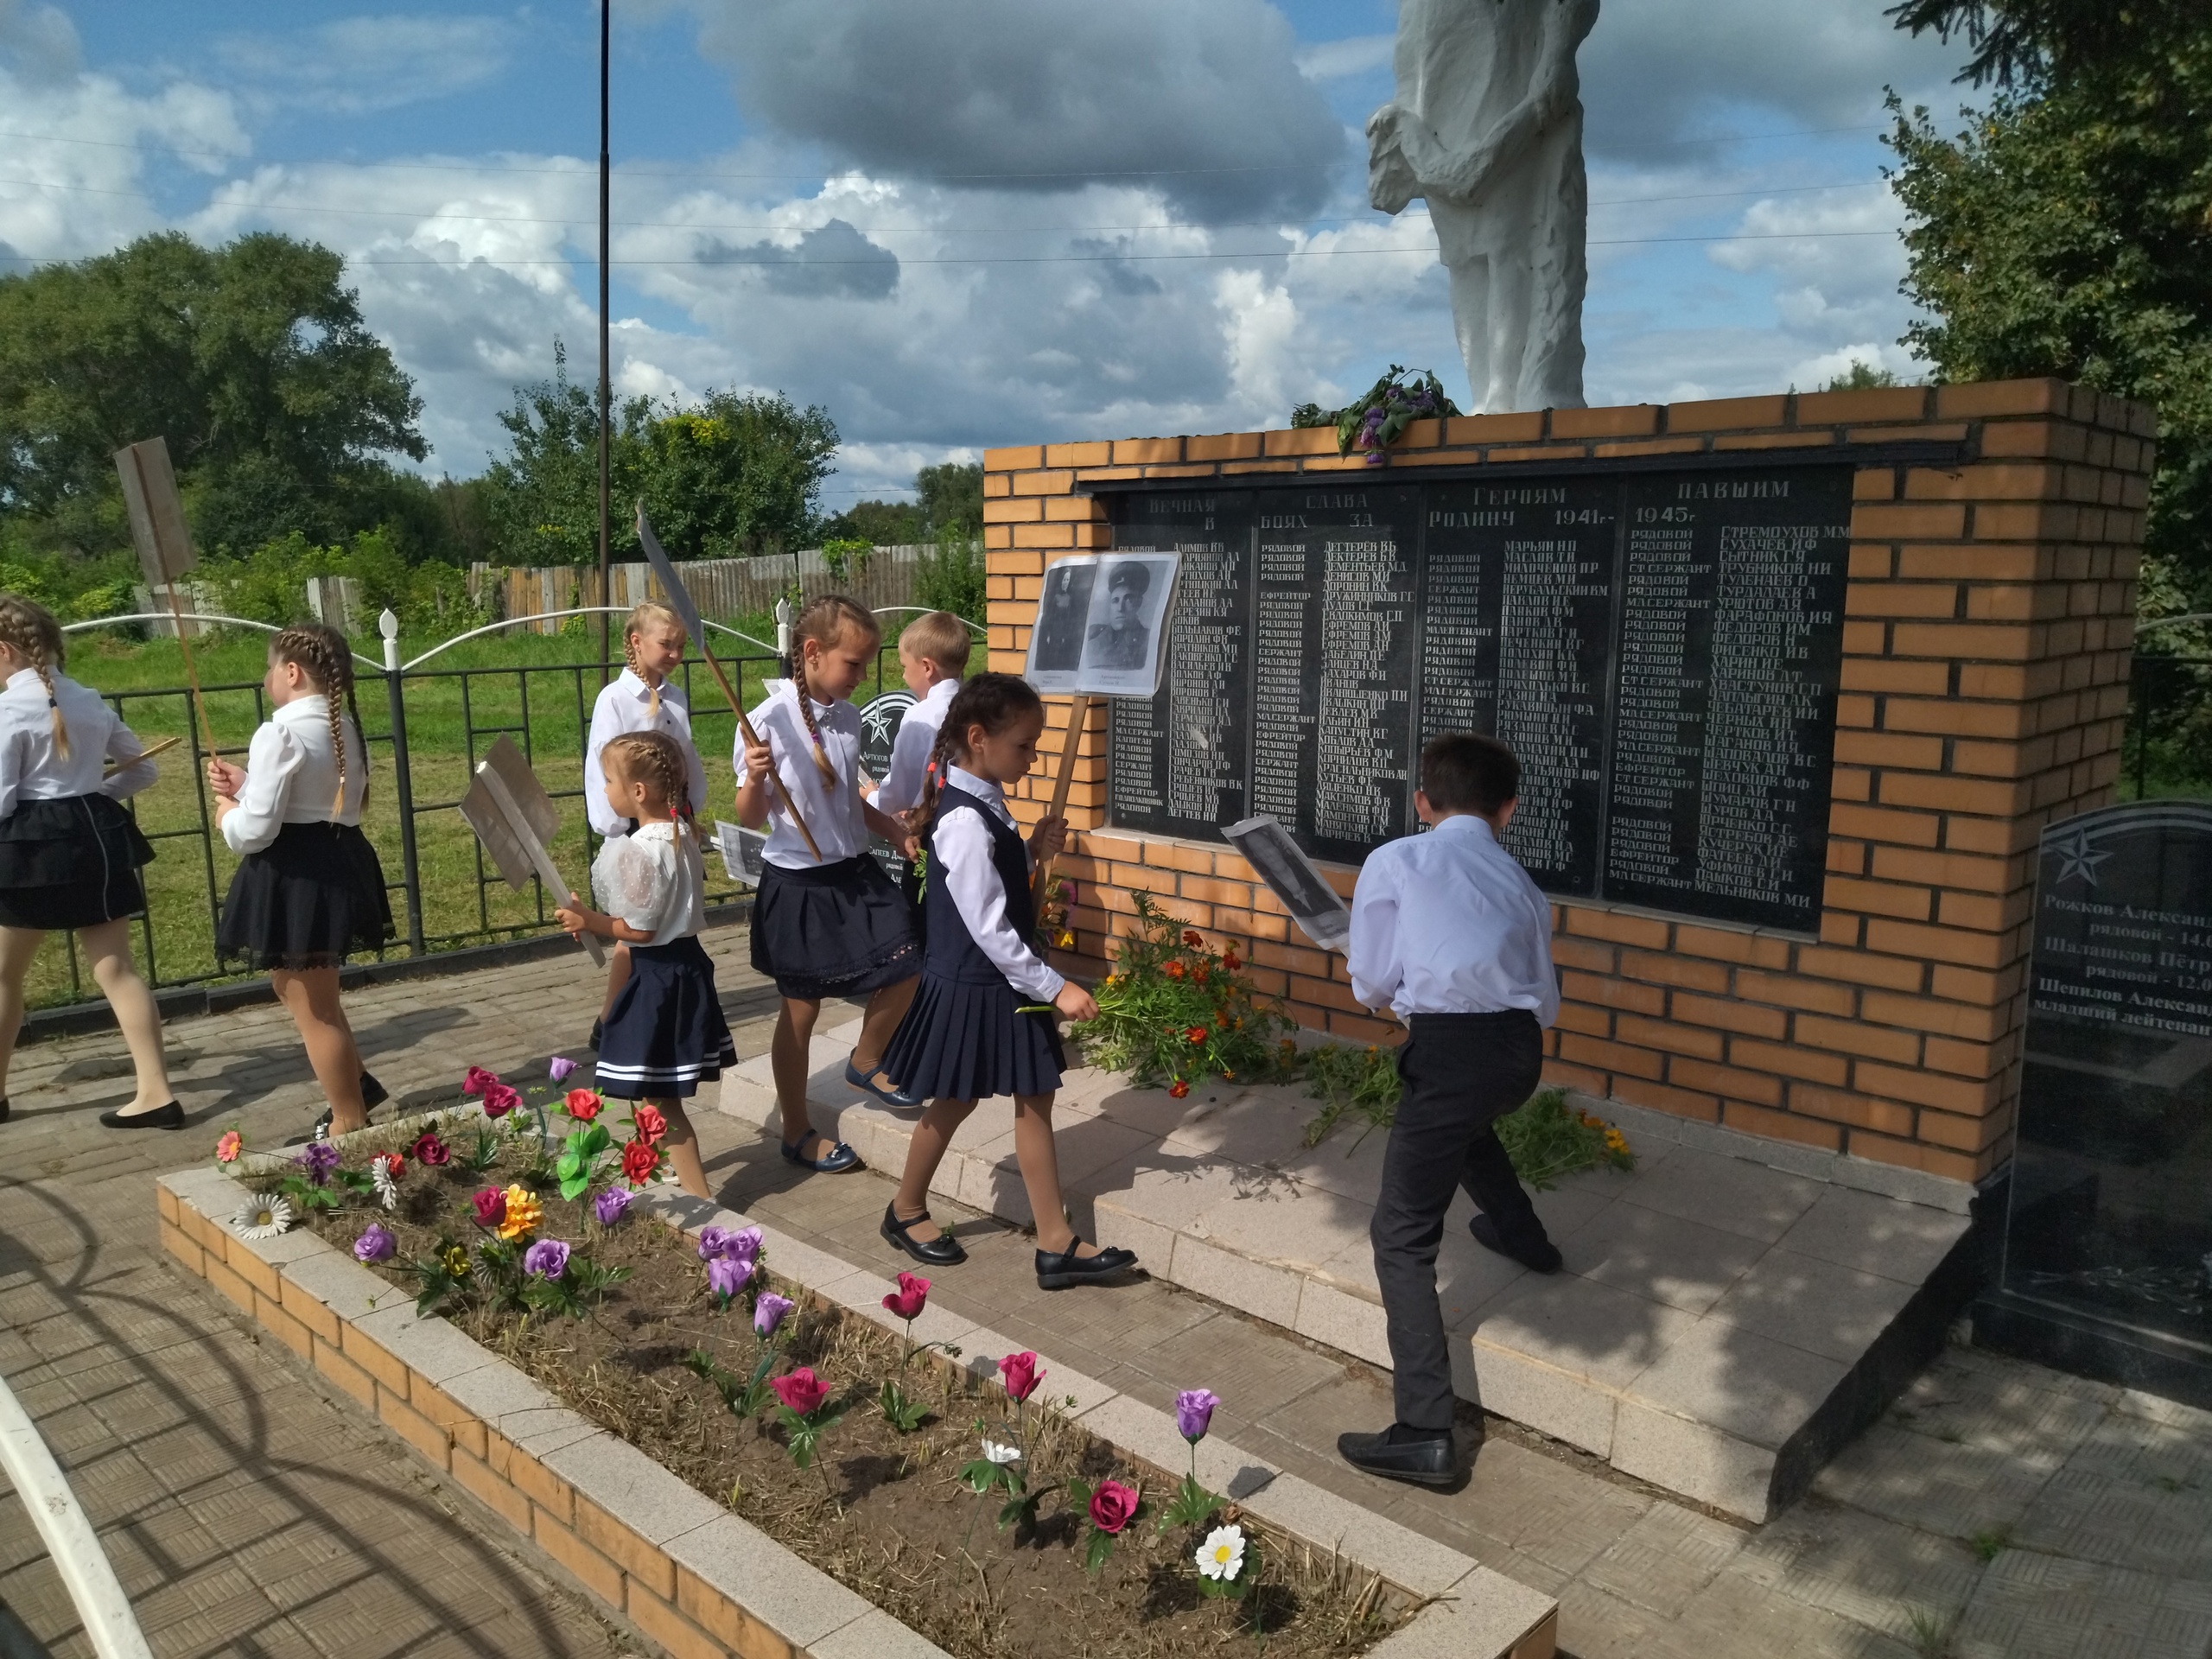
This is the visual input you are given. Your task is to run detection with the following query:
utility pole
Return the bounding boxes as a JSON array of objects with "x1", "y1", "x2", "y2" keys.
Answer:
[{"x1": 596, "y1": 0, "x2": 613, "y2": 683}]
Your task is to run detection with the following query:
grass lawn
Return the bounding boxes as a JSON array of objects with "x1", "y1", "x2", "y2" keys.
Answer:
[{"x1": 31, "y1": 622, "x2": 910, "y2": 1013}]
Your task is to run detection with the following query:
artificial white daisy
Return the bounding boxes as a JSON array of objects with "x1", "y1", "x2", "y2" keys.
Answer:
[
  {"x1": 370, "y1": 1153, "x2": 401, "y2": 1211},
  {"x1": 981, "y1": 1440, "x2": 1022, "y2": 1465},
  {"x1": 1196, "y1": 1523, "x2": 1246, "y2": 1583},
  {"x1": 232, "y1": 1194, "x2": 295, "y2": 1240}
]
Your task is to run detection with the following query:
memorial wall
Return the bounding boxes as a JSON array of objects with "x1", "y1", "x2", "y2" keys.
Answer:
[
  {"x1": 983, "y1": 382, "x2": 2154, "y2": 1180},
  {"x1": 1103, "y1": 467, "x2": 1851, "y2": 933}
]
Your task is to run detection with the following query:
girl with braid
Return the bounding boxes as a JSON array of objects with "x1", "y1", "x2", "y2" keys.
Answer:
[
  {"x1": 207, "y1": 623, "x2": 393, "y2": 1141},
  {"x1": 582, "y1": 601, "x2": 709, "y2": 1051},
  {"x1": 556, "y1": 729, "x2": 724, "y2": 1198},
  {"x1": 735, "y1": 594, "x2": 923, "y2": 1173},
  {"x1": 0, "y1": 595, "x2": 181, "y2": 1130},
  {"x1": 877, "y1": 674, "x2": 1137, "y2": 1288}
]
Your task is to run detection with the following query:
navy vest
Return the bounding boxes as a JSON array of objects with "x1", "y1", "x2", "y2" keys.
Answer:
[{"x1": 924, "y1": 785, "x2": 1036, "y2": 986}]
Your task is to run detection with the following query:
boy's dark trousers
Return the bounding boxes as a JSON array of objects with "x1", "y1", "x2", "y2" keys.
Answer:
[{"x1": 1371, "y1": 1009, "x2": 1548, "y2": 1433}]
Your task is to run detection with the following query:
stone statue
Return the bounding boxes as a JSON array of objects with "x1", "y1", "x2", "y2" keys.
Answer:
[{"x1": 1366, "y1": 0, "x2": 1599, "y2": 413}]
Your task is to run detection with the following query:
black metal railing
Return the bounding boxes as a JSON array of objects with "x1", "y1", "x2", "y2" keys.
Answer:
[{"x1": 2125, "y1": 653, "x2": 2212, "y2": 801}]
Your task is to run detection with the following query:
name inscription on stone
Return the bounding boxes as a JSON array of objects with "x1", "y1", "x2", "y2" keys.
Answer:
[{"x1": 1104, "y1": 466, "x2": 1852, "y2": 933}]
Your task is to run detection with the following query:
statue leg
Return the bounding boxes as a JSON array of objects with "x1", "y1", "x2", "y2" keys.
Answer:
[
  {"x1": 1445, "y1": 254, "x2": 1497, "y2": 415},
  {"x1": 1484, "y1": 250, "x2": 1539, "y2": 414}
]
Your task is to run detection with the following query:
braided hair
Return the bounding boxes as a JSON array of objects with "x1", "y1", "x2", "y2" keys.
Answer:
[
  {"x1": 269, "y1": 624, "x2": 365, "y2": 817},
  {"x1": 602, "y1": 729, "x2": 692, "y2": 836},
  {"x1": 788, "y1": 594, "x2": 880, "y2": 785},
  {"x1": 0, "y1": 594, "x2": 71, "y2": 761},
  {"x1": 621, "y1": 600, "x2": 684, "y2": 721},
  {"x1": 913, "y1": 672, "x2": 1044, "y2": 842}
]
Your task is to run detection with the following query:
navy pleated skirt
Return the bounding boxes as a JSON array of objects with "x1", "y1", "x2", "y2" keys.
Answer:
[
  {"x1": 881, "y1": 974, "x2": 1065, "y2": 1103},
  {"x1": 217, "y1": 821, "x2": 392, "y2": 970},
  {"x1": 595, "y1": 936, "x2": 736, "y2": 1099},
  {"x1": 0, "y1": 795, "x2": 153, "y2": 930},
  {"x1": 749, "y1": 854, "x2": 920, "y2": 1001}
]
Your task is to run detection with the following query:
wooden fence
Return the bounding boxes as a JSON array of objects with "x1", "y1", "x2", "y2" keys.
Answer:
[{"x1": 467, "y1": 545, "x2": 936, "y2": 635}]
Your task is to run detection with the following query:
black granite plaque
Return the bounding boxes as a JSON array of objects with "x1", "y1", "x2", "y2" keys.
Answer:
[
  {"x1": 1601, "y1": 468, "x2": 1851, "y2": 931},
  {"x1": 1980, "y1": 803, "x2": 2212, "y2": 1403},
  {"x1": 1421, "y1": 479, "x2": 1617, "y2": 892}
]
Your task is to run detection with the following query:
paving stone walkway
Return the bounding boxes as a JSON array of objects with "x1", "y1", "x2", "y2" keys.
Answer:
[{"x1": 2, "y1": 928, "x2": 2208, "y2": 1659}]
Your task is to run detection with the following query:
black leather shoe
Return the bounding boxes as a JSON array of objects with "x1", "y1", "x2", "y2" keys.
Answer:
[
  {"x1": 1338, "y1": 1424, "x2": 1459, "y2": 1487},
  {"x1": 1035, "y1": 1239, "x2": 1137, "y2": 1290},
  {"x1": 99, "y1": 1100, "x2": 183, "y2": 1131},
  {"x1": 588, "y1": 1018, "x2": 603, "y2": 1052},
  {"x1": 1470, "y1": 1212, "x2": 1562, "y2": 1274},
  {"x1": 360, "y1": 1071, "x2": 389, "y2": 1109},
  {"x1": 881, "y1": 1203, "x2": 967, "y2": 1267},
  {"x1": 0, "y1": 1096, "x2": 10, "y2": 1124}
]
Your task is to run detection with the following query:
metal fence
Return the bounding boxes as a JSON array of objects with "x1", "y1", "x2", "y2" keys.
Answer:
[
  {"x1": 2126, "y1": 652, "x2": 2212, "y2": 800},
  {"x1": 35, "y1": 608, "x2": 935, "y2": 1014}
]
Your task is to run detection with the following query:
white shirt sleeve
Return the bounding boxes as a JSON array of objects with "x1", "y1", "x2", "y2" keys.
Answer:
[
  {"x1": 876, "y1": 715, "x2": 936, "y2": 814},
  {"x1": 1346, "y1": 849, "x2": 1405, "y2": 1015},
  {"x1": 0, "y1": 723, "x2": 22, "y2": 820},
  {"x1": 220, "y1": 720, "x2": 304, "y2": 855},
  {"x1": 98, "y1": 715, "x2": 155, "y2": 802},
  {"x1": 591, "y1": 835, "x2": 672, "y2": 937},
  {"x1": 937, "y1": 807, "x2": 1064, "y2": 1002},
  {"x1": 584, "y1": 687, "x2": 625, "y2": 836}
]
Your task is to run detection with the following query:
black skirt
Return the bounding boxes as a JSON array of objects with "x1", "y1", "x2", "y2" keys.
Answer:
[
  {"x1": 217, "y1": 821, "x2": 394, "y2": 971},
  {"x1": 0, "y1": 795, "x2": 154, "y2": 931},
  {"x1": 881, "y1": 974, "x2": 1065, "y2": 1103},
  {"x1": 596, "y1": 935, "x2": 736, "y2": 1098},
  {"x1": 749, "y1": 854, "x2": 921, "y2": 1001}
]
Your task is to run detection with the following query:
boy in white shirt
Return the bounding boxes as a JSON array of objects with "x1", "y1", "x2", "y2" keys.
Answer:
[
  {"x1": 869, "y1": 611, "x2": 971, "y2": 816},
  {"x1": 1338, "y1": 732, "x2": 1561, "y2": 1487}
]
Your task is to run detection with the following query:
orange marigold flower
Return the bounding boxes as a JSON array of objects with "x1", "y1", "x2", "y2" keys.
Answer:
[
  {"x1": 1222, "y1": 949, "x2": 1242, "y2": 971},
  {"x1": 1186, "y1": 1027, "x2": 1208, "y2": 1044},
  {"x1": 1163, "y1": 961, "x2": 1185, "y2": 979},
  {"x1": 1168, "y1": 1079, "x2": 1191, "y2": 1098},
  {"x1": 1182, "y1": 930, "x2": 1205, "y2": 947}
]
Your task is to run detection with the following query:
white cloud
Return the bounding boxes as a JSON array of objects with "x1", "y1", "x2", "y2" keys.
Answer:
[
  {"x1": 1296, "y1": 34, "x2": 1393, "y2": 82},
  {"x1": 214, "y1": 13, "x2": 518, "y2": 115}
]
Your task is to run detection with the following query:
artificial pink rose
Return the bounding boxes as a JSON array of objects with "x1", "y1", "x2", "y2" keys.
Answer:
[
  {"x1": 472, "y1": 1188, "x2": 507, "y2": 1229},
  {"x1": 480, "y1": 1082, "x2": 521, "y2": 1119},
  {"x1": 1088, "y1": 1478, "x2": 1139, "y2": 1535},
  {"x1": 462, "y1": 1065, "x2": 500, "y2": 1097},
  {"x1": 410, "y1": 1132, "x2": 450, "y2": 1167},
  {"x1": 882, "y1": 1272, "x2": 930, "y2": 1321},
  {"x1": 769, "y1": 1367, "x2": 828, "y2": 1417},
  {"x1": 998, "y1": 1351, "x2": 1043, "y2": 1402}
]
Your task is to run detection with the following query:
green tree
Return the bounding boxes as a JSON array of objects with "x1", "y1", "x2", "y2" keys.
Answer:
[
  {"x1": 1884, "y1": 1, "x2": 2212, "y2": 607},
  {"x1": 916, "y1": 461, "x2": 983, "y2": 535},
  {"x1": 821, "y1": 498, "x2": 925, "y2": 545},
  {"x1": 1825, "y1": 360, "x2": 1903, "y2": 391},
  {"x1": 0, "y1": 232, "x2": 425, "y2": 556}
]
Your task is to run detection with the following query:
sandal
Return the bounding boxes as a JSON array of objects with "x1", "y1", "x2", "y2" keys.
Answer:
[
  {"x1": 1035, "y1": 1238, "x2": 1138, "y2": 1290},
  {"x1": 782, "y1": 1135, "x2": 861, "y2": 1174},
  {"x1": 845, "y1": 1058, "x2": 925, "y2": 1109},
  {"x1": 881, "y1": 1202, "x2": 966, "y2": 1266}
]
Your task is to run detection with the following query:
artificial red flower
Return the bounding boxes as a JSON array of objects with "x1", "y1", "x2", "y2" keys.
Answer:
[
  {"x1": 769, "y1": 1367, "x2": 828, "y2": 1416},
  {"x1": 998, "y1": 1351, "x2": 1043, "y2": 1402},
  {"x1": 410, "y1": 1131, "x2": 450, "y2": 1166},
  {"x1": 1163, "y1": 961, "x2": 1185, "y2": 980},
  {"x1": 620, "y1": 1140, "x2": 659, "y2": 1185},
  {"x1": 480, "y1": 1082, "x2": 520, "y2": 1119},
  {"x1": 563, "y1": 1089, "x2": 601, "y2": 1122},
  {"x1": 882, "y1": 1272, "x2": 930, "y2": 1321},
  {"x1": 1186, "y1": 1027, "x2": 1208, "y2": 1045},
  {"x1": 1089, "y1": 1478, "x2": 1139, "y2": 1535},
  {"x1": 1169, "y1": 1080, "x2": 1191, "y2": 1099},
  {"x1": 461, "y1": 1066, "x2": 500, "y2": 1097},
  {"x1": 632, "y1": 1105, "x2": 668, "y2": 1145},
  {"x1": 471, "y1": 1188, "x2": 507, "y2": 1229},
  {"x1": 1182, "y1": 930, "x2": 1205, "y2": 948}
]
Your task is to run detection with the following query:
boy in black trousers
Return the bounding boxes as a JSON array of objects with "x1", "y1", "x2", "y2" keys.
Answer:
[{"x1": 1338, "y1": 733, "x2": 1561, "y2": 1486}]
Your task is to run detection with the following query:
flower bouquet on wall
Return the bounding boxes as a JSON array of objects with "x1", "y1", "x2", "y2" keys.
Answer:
[{"x1": 1289, "y1": 365, "x2": 1460, "y2": 465}]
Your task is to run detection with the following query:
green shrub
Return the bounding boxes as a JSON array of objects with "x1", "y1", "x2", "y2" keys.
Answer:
[{"x1": 1073, "y1": 893, "x2": 1294, "y2": 1092}]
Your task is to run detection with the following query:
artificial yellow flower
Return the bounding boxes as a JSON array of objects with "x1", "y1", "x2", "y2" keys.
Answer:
[
  {"x1": 496, "y1": 1184, "x2": 543, "y2": 1241},
  {"x1": 442, "y1": 1245, "x2": 471, "y2": 1279}
]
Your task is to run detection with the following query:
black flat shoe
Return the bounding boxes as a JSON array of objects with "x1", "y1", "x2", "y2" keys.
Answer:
[
  {"x1": 360, "y1": 1071, "x2": 389, "y2": 1109},
  {"x1": 99, "y1": 1101, "x2": 183, "y2": 1131},
  {"x1": 1035, "y1": 1238, "x2": 1137, "y2": 1290},
  {"x1": 0, "y1": 1096, "x2": 9, "y2": 1124},
  {"x1": 881, "y1": 1203, "x2": 967, "y2": 1267},
  {"x1": 588, "y1": 1018, "x2": 603, "y2": 1052},
  {"x1": 1469, "y1": 1212, "x2": 1562, "y2": 1274},
  {"x1": 1338, "y1": 1424, "x2": 1460, "y2": 1487}
]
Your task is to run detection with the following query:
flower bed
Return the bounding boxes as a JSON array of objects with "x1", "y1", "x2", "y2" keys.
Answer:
[{"x1": 219, "y1": 1073, "x2": 1430, "y2": 1659}]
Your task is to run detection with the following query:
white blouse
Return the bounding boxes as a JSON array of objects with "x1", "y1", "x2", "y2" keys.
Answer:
[
  {"x1": 584, "y1": 669, "x2": 710, "y2": 837},
  {"x1": 0, "y1": 669, "x2": 156, "y2": 818},
  {"x1": 219, "y1": 696, "x2": 368, "y2": 855},
  {"x1": 589, "y1": 819, "x2": 706, "y2": 944},
  {"x1": 873, "y1": 677, "x2": 958, "y2": 815},
  {"x1": 734, "y1": 680, "x2": 868, "y2": 868},
  {"x1": 935, "y1": 765, "x2": 1063, "y2": 1003}
]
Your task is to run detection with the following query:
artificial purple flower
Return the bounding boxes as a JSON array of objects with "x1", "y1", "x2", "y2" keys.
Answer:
[
  {"x1": 549, "y1": 1055, "x2": 578, "y2": 1084},
  {"x1": 726, "y1": 1225, "x2": 763, "y2": 1263},
  {"x1": 353, "y1": 1224, "x2": 396, "y2": 1263},
  {"x1": 298, "y1": 1141, "x2": 340, "y2": 1185},
  {"x1": 1175, "y1": 1388, "x2": 1219, "y2": 1443},
  {"x1": 706, "y1": 1255, "x2": 754, "y2": 1300},
  {"x1": 696, "y1": 1225, "x2": 733, "y2": 1261},
  {"x1": 523, "y1": 1238, "x2": 570, "y2": 1280},
  {"x1": 754, "y1": 1292, "x2": 795, "y2": 1338},
  {"x1": 593, "y1": 1187, "x2": 632, "y2": 1226}
]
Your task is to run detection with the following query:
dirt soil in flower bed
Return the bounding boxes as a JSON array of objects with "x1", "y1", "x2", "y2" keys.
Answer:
[{"x1": 296, "y1": 1150, "x2": 1413, "y2": 1659}]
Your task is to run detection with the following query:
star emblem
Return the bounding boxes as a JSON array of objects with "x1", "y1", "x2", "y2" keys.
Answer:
[{"x1": 2051, "y1": 830, "x2": 2111, "y2": 887}]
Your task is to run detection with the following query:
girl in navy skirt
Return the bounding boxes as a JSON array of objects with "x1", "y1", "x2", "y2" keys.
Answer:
[
  {"x1": 556, "y1": 729, "x2": 724, "y2": 1198},
  {"x1": 736, "y1": 594, "x2": 923, "y2": 1174},
  {"x1": 878, "y1": 674, "x2": 1139, "y2": 1291},
  {"x1": 0, "y1": 595, "x2": 181, "y2": 1130},
  {"x1": 207, "y1": 624, "x2": 393, "y2": 1139}
]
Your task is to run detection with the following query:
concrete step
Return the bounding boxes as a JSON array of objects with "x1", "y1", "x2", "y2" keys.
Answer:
[{"x1": 714, "y1": 1026, "x2": 1978, "y2": 1522}]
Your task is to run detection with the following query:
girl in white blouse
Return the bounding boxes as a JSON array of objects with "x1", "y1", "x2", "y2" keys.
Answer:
[
  {"x1": 734, "y1": 595, "x2": 923, "y2": 1173},
  {"x1": 0, "y1": 595, "x2": 180, "y2": 1129},
  {"x1": 206, "y1": 625, "x2": 393, "y2": 1140},
  {"x1": 556, "y1": 729, "x2": 727, "y2": 1198}
]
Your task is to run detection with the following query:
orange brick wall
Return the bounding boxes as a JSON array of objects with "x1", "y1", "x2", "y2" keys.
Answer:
[{"x1": 984, "y1": 379, "x2": 2155, "y2": 1185}]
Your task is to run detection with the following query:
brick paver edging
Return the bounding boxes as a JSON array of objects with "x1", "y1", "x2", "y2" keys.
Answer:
[{"x1": 156, "y1": 1157, "x2": 1560, "y2": 1659}]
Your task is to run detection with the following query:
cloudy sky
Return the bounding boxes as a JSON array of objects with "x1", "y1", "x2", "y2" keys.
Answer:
[{"x1": 1, "y1": 0, "x2": 1974, "y2": 504}]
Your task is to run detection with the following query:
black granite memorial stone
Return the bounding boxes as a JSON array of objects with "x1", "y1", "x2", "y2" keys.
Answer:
[
  {"x1": 1100, "y1": 463, "x2": 1853, "y2": 936},
  {"x1": 1978, "y1": 801, "x2": 2212, "y2": 1405}
]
